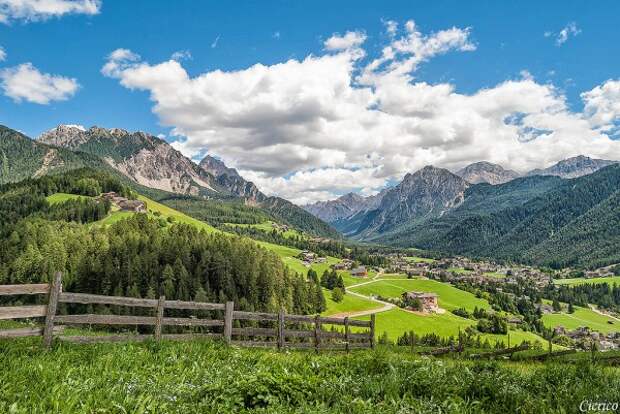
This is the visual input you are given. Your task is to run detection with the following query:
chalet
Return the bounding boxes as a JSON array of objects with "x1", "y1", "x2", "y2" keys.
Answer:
[
  {"x1": 298, "y1": 250, "x2": 317, "y2": 262},
  {"x1": 402, "y1": 291, "x2": 439, "y2": 313},
  {"x1": 100, "y1": 192, "x2": 146, "y2": 213},
  {"x1": 350, "y1": 266, "x2": 368, "y2": 277},
  {"x1": 118, "y1": 199, "x2": 146, "y2": 213}
]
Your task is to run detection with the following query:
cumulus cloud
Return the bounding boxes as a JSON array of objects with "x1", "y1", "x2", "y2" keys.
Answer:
[
  {"x1": 582, "y1": 79, "x2": 620, "y2": 134},
  {"x1": 545, "y1": 22, "x2": 581, "y2": 46},
  {"x1": 0, "y1": 0, "x2": 100, "y2": 23},
  {"x1": 324, "y1": 31, "x2": 367, "y2": 51},
  {"x1": 0, "y1": 46, "x2": 5, "y2": 61},
  {"x1": 0, "y1": 62, "x2": 79, "y2": 104},
  {"x1": 100, "y1": 48, "x2": 140, "y2": 77},
  {"x1": 102, "y1": 20, "x2": 620, "y2": 204}
]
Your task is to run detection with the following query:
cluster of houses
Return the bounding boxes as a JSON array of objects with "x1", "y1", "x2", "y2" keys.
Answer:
[
  {"x1": 100, "y1": 192, "x2": 147, "y2": 213},
  {"x1": 553, "y1": 326, "x2": 620, "y2": 351},
  {"x1": 271, "y1": 222, "x2": 290, "y2": 232},
  {"x1": 297, "y1": 250, "x2": 327, "y2": 267},
  {"x1": 330, "y1": 260, "x2": 369, "y2": 278},
  {"x1": 388, "y1": 256, "x2": 431, "y2": 277},
  {"x1": 331, "y1": 259, "x2": 354, "y2": 271},
  {"x1": 583, "y1": 265, "x2": 618, "y2": 279},
  {"x1": 422, "y1": 257, "x2": 553, "y2": 289}
]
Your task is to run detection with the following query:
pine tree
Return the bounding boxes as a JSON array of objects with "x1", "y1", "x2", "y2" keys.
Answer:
[{"x1": 162, "y1": 264, "x2": 175, "y2": 299}]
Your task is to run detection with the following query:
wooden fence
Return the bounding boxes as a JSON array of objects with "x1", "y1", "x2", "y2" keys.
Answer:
[{"x1": 0, "y1": 273, "x2": 375, "y2": 351}]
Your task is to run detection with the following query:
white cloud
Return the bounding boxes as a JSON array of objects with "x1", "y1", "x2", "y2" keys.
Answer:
[
  {"x1": 0, "y1": 46, "x2": 5, "y2": 61},
  {"x1": 383, "y1": 19, "x2": 398, "y2": 36},
  {"x1": 0, "y1": 62, "x2": 79, "y2": 104},
  {"x1": 0, "y1": 0, "x2": 100, "y2": 23},
  {"x1": 324, "y1": 31, "x2": 366, "y2": 51},
  {"x1": 171, "y1": 50, "x2": 192, "y2": 61},
  {"x1": 582, "y1": 79, "x2": 620, "y2": 133},
  {"x1": 100, "y1": 48, "x2": 140, "y2": 77},
  {"x1": 546, "y1": 22, "x2": 581, "y2": 46},
  {"x1": 102, "y1": 20, "x2": 620, "y2": 204}
]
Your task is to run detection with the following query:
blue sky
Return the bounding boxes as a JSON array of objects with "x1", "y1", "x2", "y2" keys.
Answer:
[{"x1": 2, "y1": 1, "x2": 620, "y2": 203}]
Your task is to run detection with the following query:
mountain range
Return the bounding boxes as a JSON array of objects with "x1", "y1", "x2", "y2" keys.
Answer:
[
  {"x1": 305, "y1": 156, "x2": 617, "y2": 224},
  {"x1": 304, "y1": 156, "x2": 619, "y2": 268},
  {"x1": 2, "y1": 122, "x2": 618, "y2": 268},
  {"x1": 1, "y1": 124, "x2": 338, "y2": 238}
]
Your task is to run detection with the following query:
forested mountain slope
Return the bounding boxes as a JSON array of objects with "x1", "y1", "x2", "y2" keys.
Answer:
[
  {"x1": 0, "y1": 171, "x2": 325, "y2": 314},
  {"x1": 379, "y1": 164, "x2": 620, "y2": 268},
  {"x1": 0, "y1": 126, "x2": 107, "y2": 184},
  {"x1": 0, "y1": 124, "x2": 338, "y2": 239}
]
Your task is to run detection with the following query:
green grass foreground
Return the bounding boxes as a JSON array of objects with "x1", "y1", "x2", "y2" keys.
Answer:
[{"x1": 1, "y1": 339, "x2": 619, "y2": 413}]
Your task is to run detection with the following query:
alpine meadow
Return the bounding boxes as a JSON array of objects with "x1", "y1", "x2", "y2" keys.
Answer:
[{"x1": 2, "y1": 1, "x2": 620, "y2": 413}]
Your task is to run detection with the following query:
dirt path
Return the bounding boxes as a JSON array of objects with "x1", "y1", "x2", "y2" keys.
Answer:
[{"x1": 589, "y1": 304, "x2": 620, "y2": 322}]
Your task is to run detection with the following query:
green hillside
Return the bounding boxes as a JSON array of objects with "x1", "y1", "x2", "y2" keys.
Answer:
[
  {"x1": 555, "y1": 276, "x2": 620, "y2": 286},
  {"x1": 349, "y1": 279, "x2": 490, "y2": 312},
  {"x1": 542, "y1": 306, "x2": 619, "y2": 334},
  {"x1": 378, "y1": 165, "x2": 620, "y2": 269},
  {"x1": 0, "y1": 126, "x2": 107, "y2": 184}
]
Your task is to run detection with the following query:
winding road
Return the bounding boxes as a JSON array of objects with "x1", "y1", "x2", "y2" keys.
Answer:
[{"x1": 329, "y1": 270, "x2": 396, "y2": 318}]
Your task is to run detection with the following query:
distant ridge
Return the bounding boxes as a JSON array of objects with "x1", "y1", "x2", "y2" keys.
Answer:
[{"x1": 456, "y1": 161, "x2": 520, "y2": 185}]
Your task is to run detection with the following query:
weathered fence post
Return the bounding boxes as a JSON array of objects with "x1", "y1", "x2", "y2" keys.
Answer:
[
  {"x1": 277, "y1": 308, "x2": 285, "y2": 349},
  {"x1": 314, "y1": 314, "x2": 321, "y2": 353},
  {"x1": 43, "y1": 271, "x2": 62, "y2": 349},
  {"x1": 370, "y1": 313, "x2": 376, "y2": 349},
  {"x1": 224, "y1": 301, "x2": 234, "y2": 344},
  {"x1": 344, "y1": 317, "x2": 350, "y2": 353},
  {"x1": 154, "y1": 295, "x2": 165, "y2": 341}
]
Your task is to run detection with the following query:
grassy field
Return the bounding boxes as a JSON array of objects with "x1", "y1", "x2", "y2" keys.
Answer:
[
  {"x1": 448, "y1": 267, "x2": 473, "y2": 274},
  {"x1": 405, "y1": 256, "x2": 436, "y2": 263},
  {"x1": 542, "y1": 306, "x2": 619, "y2": 334},
  {"x1": 349, "y1": 279, "x2": 490, "y2": 312},
  {"x1": 554, "y1": 276, "x2": 620, "y2": 286},
  {"x1": 140, "y1": 195, "x2": 218, "y2": 233},
  {"x1": 1, "y1": 339, "x2": 616, "y2": 413},
  {"x1": 226, "y1": 220, "x2": 305, "y2": 239},
  {"x1": 46, "y1": 192, "x2": 91, "y2": 204},
  {"x1": 357, "y1": 307, "x2": 547, "y2": 346},
  {"x1": 323, "y1": 290, "x2": 383, "y2": 316},
  {"x1": 483, "y1": 272, "x2": 506, "y2": 279},
  {"x1": 375, "y1": 273, "x2": 409, "y2": 280}
]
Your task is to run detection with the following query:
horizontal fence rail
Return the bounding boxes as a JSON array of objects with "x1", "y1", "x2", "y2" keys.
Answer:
[{"x1": 0, "y1": 276, "x2": 375, "y2": 351}]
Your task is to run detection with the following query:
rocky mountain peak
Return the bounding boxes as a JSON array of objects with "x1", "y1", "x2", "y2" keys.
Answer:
[
  {"x1": 527, "y1": 155, "x2": 617, "y2": 179},
  {"x1": 455, "y1": 161, "x2": 520, "y2": 185},
  {"x1": 38, "y1": 124, "x2": 89, "y2": 147},
  {"x1": 199, "y1": 155, "x2": 241, "y2": 179},
  {"x1": 357, "y1": 165, "x2": 469, "y2": 236}
]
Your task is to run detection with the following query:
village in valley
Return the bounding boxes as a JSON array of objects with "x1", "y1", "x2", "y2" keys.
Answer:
[{"x1": 296, "y1": 244, "x2": 620, "y2": 351}]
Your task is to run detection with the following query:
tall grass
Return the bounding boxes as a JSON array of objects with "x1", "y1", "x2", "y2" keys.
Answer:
[{"x1": 1, "y1": 338, "x2": 619, "y2": 413}]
